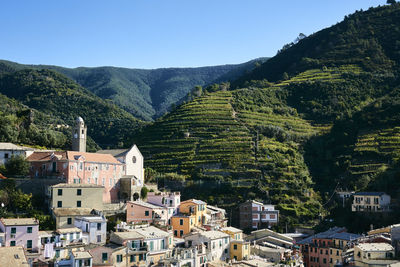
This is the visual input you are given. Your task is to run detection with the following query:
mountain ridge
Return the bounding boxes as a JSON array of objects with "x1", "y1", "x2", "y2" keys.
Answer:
[{"x1": 0, "y1": 58, "x2": 268, "y2": 121}]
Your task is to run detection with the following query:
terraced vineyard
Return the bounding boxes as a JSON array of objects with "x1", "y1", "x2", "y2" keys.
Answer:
[{"x1": 136, "y1": 87, "x2": 322, "y2": 226}]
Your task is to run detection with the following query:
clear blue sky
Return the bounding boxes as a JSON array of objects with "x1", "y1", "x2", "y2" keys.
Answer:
[{"x1": 0, "y1": 0, "x2": 384, "y2": 69}]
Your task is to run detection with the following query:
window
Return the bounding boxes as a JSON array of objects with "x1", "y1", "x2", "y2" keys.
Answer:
[
  {"x1": 174, "y1": 230, "x2": 177, "y2": 236},
  {"x1": 58, "y1": 189, "x2": 63, "y2": 196},
  {"x1": 224, "y1": 249, "x2": 228, "y2": 254},
  {"x1": 97, "y1": 223, "x2": 102, "y2": 230},
  {"x1": 323, "y1": 259, "x2": 326, "y2": 264},
  {"x1": 326, "y1": 249, "x2": 328, "y2": 255},
  {"x1": 4, "y1": 153, "x2": 9, "y2": 159},
  {"x1": 102, "y1": 178, "x2": 105, "y2": 186},
  {"x1": 234, "y1": 244, "x2": 238, "y2": 250},
  {"x1": 109, "y1": 178, "x2": 112, "y2": 186},
  {"x1": 70, "y1": 165, "x2": 74, "y2": 170},
  {"x1": 95, "y1": 178, "x2": 98, "y2": 184},
  {"x1": 10, "y1": 241, "x2": 15, "y2": 246},
  {"x1": 77, "y1": 201, "x2": 81, "y2": 207},
  {"x1": 97, "y1": 235, "x2": 101, "y2": 243},
  {"x1": 79, "y1": 162, "x2": 83, "y2": 170},
  {"x1": 145, "y1": 210, "x2": 149, "y2": 216},
  {"x1": 27, "y1": 227, "x2": 32, "y2": 233},
  {"x1": 116, "y1": 255, "x2": 123, "y2": 263},
  {"x1": 102, "y1": 253, "x2": 108, "y2": 262},
  {"x1": 67, "y1": 218, "x2": 72, "y2": 225},
  {"x1": 130, "y1": 255, "x2": 136, "y2": 262},
  {"x1": 336, "y1": 250, "x2": 339, "y2": 256},
  {"x1": 150, "y1": 241, "x2": 154, "y2": 251},
  {"x1": 77, "y1": 189, "x2": 82, "y2": 195},
  {"x1": 87, "y1": 178, "x2": 91, "y2": 184},
  {"x1": 55, "y1": 250, "x2": 60, "y2": 258},
  {"x1": 180, "y1": 219, "x2": 183, "y2": 225},
  {"x1": 70, "y1": 233, "x2": 74, "y2": 241},
  {"x1": 27, "y1": 240, "x2": 32, "y2": 249},
  {"x1": 270, "y1": 214, "x2": 276, "y2": 219},
  {"x1": 330, "y1": 258, "x2": 333, "y2": 263},
  {"x1": 57, "y1": 201, "x2": 62, "y2": 207},
  {"x1": 11, "y1": 227, "x2": 16, "y2": 234},
  {"x1": 180, "y1": 230, "x2": 183, "y2": 237}
]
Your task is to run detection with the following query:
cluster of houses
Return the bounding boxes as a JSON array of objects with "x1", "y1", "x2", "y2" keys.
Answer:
[
  {"x1": 298, "y1": 223, "x2": 400, "y2": 267},
  {"x1": 1, "y1": 117, "x2": 399, "y2": 267},
  {"x1": 0, "y1": 188, "x2": 292, "y2": 267}
]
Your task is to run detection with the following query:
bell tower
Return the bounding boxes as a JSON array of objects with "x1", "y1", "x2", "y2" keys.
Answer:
[{"x1": 72, "y1": 116, "x2": 87, "y2": 152}]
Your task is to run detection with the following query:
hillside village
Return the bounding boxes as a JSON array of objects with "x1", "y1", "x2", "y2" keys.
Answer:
[
  {"x1": 2, "y1": 2, "x2": 400, "y2": 267},
  {"x1": 0, "y1": 117, "x2": 400, "y2": 267}
]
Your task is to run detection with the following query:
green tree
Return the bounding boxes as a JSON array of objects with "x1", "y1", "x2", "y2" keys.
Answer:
[
  {"x1": 10, "y1": 190, "x2": 33, "y2": 212},
  {"x1": 140, "y1": 186, "x2": 149, "y2": 200},
  {"x1": 387, "y1": 0, "x2": 396, "y2": 5},
  {"x1": 4, "y1": 155, "x2": 29, "y2": 176}
]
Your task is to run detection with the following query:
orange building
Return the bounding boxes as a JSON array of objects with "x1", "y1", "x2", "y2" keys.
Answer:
[
  {"x1": 179, "y1": 199, "x2": 207, "y2": 226},
  {"x1": 170, "y1": 214, "x2": 196, "y2": 238}
]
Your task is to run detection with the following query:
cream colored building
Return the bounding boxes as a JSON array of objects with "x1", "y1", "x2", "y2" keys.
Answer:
[
  {"x1": 53, "y1": 208, "x2": 93, "y2": 229},
  {"x1": 352, "y1": 192, "x2": 391, "y2": 212},
  {"x1": 354, "y1": 243, "x2": 397, "y2": 267},
  {"x1": 50, "y1": 183, "x2": 104, "y2": 211}
]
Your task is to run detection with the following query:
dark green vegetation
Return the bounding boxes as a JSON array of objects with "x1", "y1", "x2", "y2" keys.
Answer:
[
  {"x1": 0, "y1": 155, "x2": 30, "y2": 177},
  {"x1": 0, "y1": 179, "x2": 55, "y2": 230},
  {"x1": 136, "y1": 3, "x2": 400, "y2": 230},
  {"x1": 0, "y1": 69, "x2": 143, "y2": 149},
  {"x1": 0, "y1": 58, "x2": 267, "y2": 121}
]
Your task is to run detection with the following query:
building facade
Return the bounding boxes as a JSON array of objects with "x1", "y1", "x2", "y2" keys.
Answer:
[
  {"x1": 50, "y1": 183, "x2": 104, "y2": 211},
  {"x1": 352, "y1": 192, "x2": 391, "y2": 212},
  {"x1": 28, "y1": 151, "x2": 123, "y2": 203},
  {"x1": 239, "y1": 200, "x2": 279, "y2": 229},
  {"x1": 0, "y1": 142, "x2": 34, "y2": 165},
  {"x1": 126, "y1": 201, "x2": 168, "y2": 225},
  {"x1": 74, "y1": 216, "x2": 107, "y2": 244},
  {"x1": 0, "y1": 218, "x2": 39, "y2": 252}
]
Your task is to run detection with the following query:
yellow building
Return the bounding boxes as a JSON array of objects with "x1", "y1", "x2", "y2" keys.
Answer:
[
  {"x1": 230, "y1": 240, "x2": 251, "y2": 261},
  {"x1": 221, "y1": 226, "x2": 243, "y2": 241},
  {"x1": 171, "y1": 214, "x2": 196, "y2": 237},
  {"x1": 179, "y1": 199, "x2": 207, "y2": 226},
  {"x1": 329, "y1": 232, "x2": 360, "y2": 267}
]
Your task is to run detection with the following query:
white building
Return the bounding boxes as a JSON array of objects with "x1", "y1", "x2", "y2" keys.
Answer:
[
  {"x1": 0, "y1": 142, "x2": 34, "y2": 165},
  {"x1": 97, "y1": 144, "x2": 144, "y2": 186},
  {"x1": 74, "y1": 215, "x2": 107, "y2": 244},
  {"x1": 185, "y1": 230, "x2": 230, "y2": 262},
  {"x1": 147, "y1": 191, "x2": 181, "y2": 218}
]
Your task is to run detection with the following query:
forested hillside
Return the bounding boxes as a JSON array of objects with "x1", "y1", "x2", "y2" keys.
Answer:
[
  {"x1": 135, "y1": 3, "x2": 400, "y2": 230},
  {"x1": 0, "y1": 58, "x2": 267, "y2": 121},
  {"x1": 0, "y1": 69, "x2": 144, "y2": 149}
]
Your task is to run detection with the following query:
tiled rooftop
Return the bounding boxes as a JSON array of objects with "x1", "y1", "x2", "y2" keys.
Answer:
[{"x1": 0, "y1": 218, "x2": 39, "y2": 226}]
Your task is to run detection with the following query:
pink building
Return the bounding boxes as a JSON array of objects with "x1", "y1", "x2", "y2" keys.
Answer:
[
  {"x1": 0, "y1": 218, "x2": 39, "y2": 252},
  {"x1": 126, "y1": 201, "x2": 168, "y2": 225},
  {"x1": 27, "y1": 151, "x2": 124, "y2": 203}
]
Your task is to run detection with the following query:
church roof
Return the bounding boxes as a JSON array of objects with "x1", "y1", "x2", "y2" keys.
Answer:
[
  {"x1": 27, "y1": 151, "x2": 121, "y2": 164},
  {"x1": 96, "y1": 148, "x2": 129, "y2": 157},
  {"x1": 67, "y1": 151, "x2": 121, "y2": 164}
]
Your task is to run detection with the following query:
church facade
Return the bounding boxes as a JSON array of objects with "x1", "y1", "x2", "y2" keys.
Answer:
[{"x1": 26, "y1": 117, "x2": 142, "y2": 203}]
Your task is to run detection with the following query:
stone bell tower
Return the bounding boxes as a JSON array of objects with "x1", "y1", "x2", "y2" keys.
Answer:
[{"x1": 72, "y1": 116, "x2": 87, "y2": 152}]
